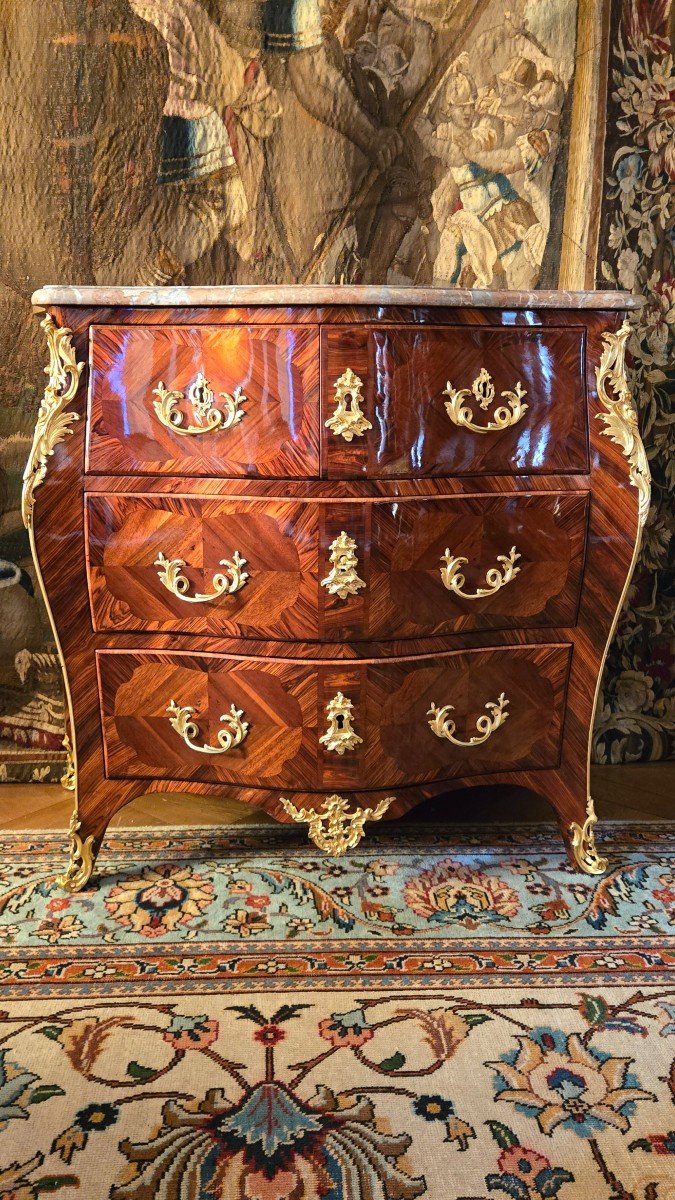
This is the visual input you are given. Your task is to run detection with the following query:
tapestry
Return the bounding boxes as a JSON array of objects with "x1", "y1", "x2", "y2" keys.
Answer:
[
  {"x1": 0, "y1": 0, "x2": 672, "y2": 779},
  {"x1": 1, "y1": 823, "x2": 675, "y2": 1198}
]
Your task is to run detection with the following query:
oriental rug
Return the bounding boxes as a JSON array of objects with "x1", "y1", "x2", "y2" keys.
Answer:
[{"x1": 0, "y1": 822, "x2": 674, "y2": 1199}]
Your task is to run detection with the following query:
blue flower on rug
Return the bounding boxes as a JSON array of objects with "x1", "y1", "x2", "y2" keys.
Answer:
[
  {"x1": 52, "y1": 1101, "x2": 120, "y2": 1164},
  {"x1": 0, "y1": 1049, "x2": 39, "y2": 1126},
  {"x1": 488, "y1": 1027, "x2": 655, "y2": 1138},
  {"x1": 413, "y1": 1094, "x2": 454, "y2": 1122}
]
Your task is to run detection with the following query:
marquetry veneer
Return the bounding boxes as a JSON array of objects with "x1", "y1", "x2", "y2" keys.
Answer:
[{"x1": 26, "y1": 285, "x2": 648, "y2": 889}]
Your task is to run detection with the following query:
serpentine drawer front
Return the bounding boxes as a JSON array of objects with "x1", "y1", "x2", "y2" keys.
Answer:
[
  {"x1": 95, "y1": 645, "x2": 571, "y2": 789},
  {"x1": 321, "y1": 325, "x2": 589, "y2": 477},
  {"x1": 26, "y1": 284, "x2": 648, "y2": 889},
  {"x1": 85, "y1": 490, "x2": 589, "y2": 639}
]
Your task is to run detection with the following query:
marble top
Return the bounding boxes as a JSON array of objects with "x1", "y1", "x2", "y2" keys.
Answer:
[{"x1": 31, "y1": 285, "x2": 642, "y2": 310}]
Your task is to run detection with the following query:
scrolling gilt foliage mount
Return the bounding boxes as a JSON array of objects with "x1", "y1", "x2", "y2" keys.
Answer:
[
  {"x1": 594, "y1": 321, "x2": 651, "y2": 529},
  {"x1": 567, "y1": 320, "x2": 652, "y2": 878},
  {"x1": 21, "y1": 314, "x2": 83, "y2": 528},
  {"x1": 279, "y1": 794, "x2": 393, "y2": 855}
]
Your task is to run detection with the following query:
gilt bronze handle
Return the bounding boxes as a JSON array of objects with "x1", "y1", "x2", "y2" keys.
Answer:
[
  {"x1": 152, "y1": 372, "x2": 246, "y2": 436},
  {"x1": 155, "y1": 551, "x2": 248, "y2": 603},
  {"x1": 428, "y1": 692, "x2": 509, "y2": 747},
  {"x1": 440, "y1": 546, "x2": 521, "y2": 599},
  {"x1": 166, "y1": 700, "x2": 249, "y2": 754},
  {"x1": 443, "y1": 368, "x2": 528, "y2": 434}
]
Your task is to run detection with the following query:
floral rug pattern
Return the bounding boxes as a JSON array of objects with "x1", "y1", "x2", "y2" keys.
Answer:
[
  {"x1": 0, "y1": 824, "x2": 675, "y2": 1198},
  {"x1": 1, "y1": 824, "x2": 675, "y2": 989}
]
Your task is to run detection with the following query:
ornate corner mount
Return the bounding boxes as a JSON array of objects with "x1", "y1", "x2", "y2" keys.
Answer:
[
  {"x1": 443, "y1": 368, "x2": 528, "y2": 435},
  {"x1": 22, "y1": 314, "x2": 83, "y2": 528},
  {"x1": 279, "y1": 793, "x2": 393, "y2": 854},
  {"x1": 56, "y1": 808, "x2": 96, "y2": 892},
  {"x1": 326, "y1": 368, "x2": 372, "y2": 441},
  {"x1": 319, "y1": 692, "x2": 363, "y2": 755},
  {"x1": 152, "y1": 373, "x2": 246, "y2": 436},
  {"x1": 60, "y1": 732, "x2": 76, "y2": 792},
  {"x1": 320, "y1": 532, "x2": 366, "y2": 600},
  {"x1": 595, "y1": 320, "x2": 651, "y2": 530},
  {"x1": 441, "y1": 545, "x2": 521, "y2": 600},
  {"x1": 569, "y1": 798, "x2": 608, "y2": 876}
]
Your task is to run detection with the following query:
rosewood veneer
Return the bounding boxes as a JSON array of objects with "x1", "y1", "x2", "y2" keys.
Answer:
[{"x1": 24, "y1": 286, "x2": 648, "y2": 889}]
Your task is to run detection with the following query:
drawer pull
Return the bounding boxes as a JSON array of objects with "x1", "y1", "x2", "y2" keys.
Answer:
[
  {"x1": 320, "y1": 691, "x2": 363, "y2": 755},
  {"x1": 166, "y1": 700, "x2": 249, "y2": 754},
  {"x1": 280, "y1": 793, "x2": 392, "y2": 854},
  {"x1": 152, "y1": 372, "x2": 246, "y2": 436},
  {"x1": 320, "y1": 531, "x2": 366, "y2": 600},
  {"x1": 326, "y1": 368, "x2": 372, "y2": 442},
  {"x1": 155, "y1": 551, "x2": 248, "y2": 602},
  {"x1": 443, "y1": 368, "x2": 528, "y2": 434},
  {"x1": 428, "y1": 692, "x2": 509, "y2": 747},
  {"x1": 440, "y1": 545, "x2": 521, "y2": 600}
]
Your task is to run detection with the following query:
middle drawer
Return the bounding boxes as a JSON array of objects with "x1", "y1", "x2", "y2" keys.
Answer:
[{"x1": 86, "y1": 491, "x2": 588, "y2": 640}]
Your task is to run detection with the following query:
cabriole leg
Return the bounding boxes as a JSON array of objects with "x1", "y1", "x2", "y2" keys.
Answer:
[
  {"x1": 568, "y1": 796, "x2": 608, "y2": 876},
  {"x1": 57, "y1": 805, "x2": 98, "y2": 893}
]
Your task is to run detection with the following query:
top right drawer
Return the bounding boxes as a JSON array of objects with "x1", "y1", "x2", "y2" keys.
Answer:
[{"x1": 321, "y1": 324, "x2": 588, "y2": 478}]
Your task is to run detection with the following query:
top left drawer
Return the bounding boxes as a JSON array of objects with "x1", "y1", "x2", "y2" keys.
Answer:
[{"x1": 86, "y1": 324, "x2": 320, "y2": 478}]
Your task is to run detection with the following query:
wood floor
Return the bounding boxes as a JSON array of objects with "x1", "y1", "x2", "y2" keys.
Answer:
[{"x1": 0, "y1": 764, "x2": 672, "y2": 831}]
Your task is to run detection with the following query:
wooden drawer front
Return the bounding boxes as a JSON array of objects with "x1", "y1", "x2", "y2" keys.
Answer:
[
  {"x1": 322, "y1": 492, "x2": 588, "y2": 639},
  {"x1": 97, "y1": 644, "x2": 570, "y2": 789},
  {"x1": 86, "y1": 491, "x2": 587, "y2": 640},
  {"x1": 322, "y1": 325, "x2": 588, "y2": 477},
  {"x1": 87, "y1": 324, "x2": 320, "y2": 477},
  {"x1": 86, "y1": 494, "x2": 321, "y2": 639}
]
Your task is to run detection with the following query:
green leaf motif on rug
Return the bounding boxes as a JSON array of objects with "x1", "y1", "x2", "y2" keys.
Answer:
[
  {"x1": 378, "y1": 1051, "x2": 406, "y2": 1071},
  {"x1": 486, "y1": 1120, "x2": 520, "y2": 1149},
  {"x1": 33, "y1": 1177, "x2": 80, "y2": 1194},
  {"x1": 579, "y1": 994, "x2": 609, "y2": 1025},
  {"x1": 29, "y1": 1083, "x2": 65, "y2": 1104},
  {"x1": 126, "y1": 1061, "x2": 155, "y2": 1081},
  {"x1": 464, "y1": 1012, "x2": 493, "y2": 1027}
]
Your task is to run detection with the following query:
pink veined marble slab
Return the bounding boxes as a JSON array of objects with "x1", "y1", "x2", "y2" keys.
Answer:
[{"x1": 31, "y1": 285, "x2": 642, "y2": 309}]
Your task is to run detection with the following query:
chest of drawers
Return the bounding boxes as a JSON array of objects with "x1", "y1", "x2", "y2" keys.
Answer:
[{"x1": 25, "y1": 286, "x2": 647, "y2": 890}]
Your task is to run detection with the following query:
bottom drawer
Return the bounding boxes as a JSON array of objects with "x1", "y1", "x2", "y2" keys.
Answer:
[{"x1": 97, "y1": 644, "x2": 571, "y2": 791}]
